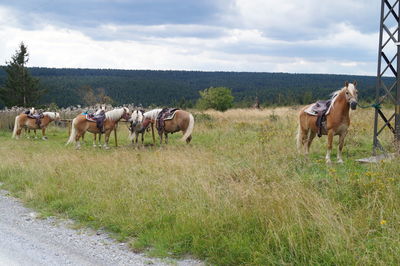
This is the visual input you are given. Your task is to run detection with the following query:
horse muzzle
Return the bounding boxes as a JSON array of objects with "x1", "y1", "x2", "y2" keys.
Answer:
[{"x1": 350, "y1": 101, "x2": 357, "y2": 110}]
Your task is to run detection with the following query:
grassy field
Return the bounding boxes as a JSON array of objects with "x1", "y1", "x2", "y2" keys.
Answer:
[{"x1": 0, "y1": 107, "x2": 399, "y2": 265}]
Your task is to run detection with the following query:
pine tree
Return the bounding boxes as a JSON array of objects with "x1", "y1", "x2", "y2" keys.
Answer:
[{"x1": 0, "y1": 42, "x2": 43, "y2": 107}]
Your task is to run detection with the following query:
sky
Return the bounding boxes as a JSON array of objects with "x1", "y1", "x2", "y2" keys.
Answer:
[{"x1": 0, "y1": 0, "x2": 384, "y2": 75}]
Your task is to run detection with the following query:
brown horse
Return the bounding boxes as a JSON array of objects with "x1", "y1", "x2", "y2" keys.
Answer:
[
  {"x1": 66, "y1": 107, "x2": 130, "y2": 149},
  {"x1": 297, "y1": 81, "x2": 358, "y2": 163},
  {"x1": 140, "y1": 108, "x2": 194, "y2": 144},
  {"x1": 12, "y1": 112, "x2": 60, "y2": 140}
]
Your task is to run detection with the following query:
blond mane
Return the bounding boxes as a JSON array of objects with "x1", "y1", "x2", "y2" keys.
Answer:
[
  {"x1": 105, "y1": 107, "x2": 128, "y2": 121},
  {"x1": 143, "y1": 108, "x2": 162, "y2": 120}
]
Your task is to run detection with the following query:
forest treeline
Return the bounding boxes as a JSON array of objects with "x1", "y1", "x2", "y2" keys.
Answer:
[{"x1": 0, "y1": 67, "x2": 385, "y2": 108}]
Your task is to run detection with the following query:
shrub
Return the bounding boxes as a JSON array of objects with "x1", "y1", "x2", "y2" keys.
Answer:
[{"x1": 197, "y1": 87, "x2": 234, "y2": 111}]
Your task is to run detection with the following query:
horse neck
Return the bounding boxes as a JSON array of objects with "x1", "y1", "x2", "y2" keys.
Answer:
[
  {"x1": 106, "y1": 109, "x2": 124, "y2": 122},
  {"x1": 42, "y1": 116, "x2": 51, "y2": 125},
  {"x1": 331, "y1": 91, "x2": 349, "y2": 118}
]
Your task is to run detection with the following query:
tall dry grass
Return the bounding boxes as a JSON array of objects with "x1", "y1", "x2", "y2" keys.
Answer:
[{"x1": 0, "y1": 107, "x2": 399, "y2": 265}]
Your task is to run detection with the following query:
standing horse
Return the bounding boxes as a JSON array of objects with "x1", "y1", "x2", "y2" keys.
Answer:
[
  {"x1": 129, "y1": 109, "x2": 146, "y2": 144},
  {"x1": 297, "y1": 81, "x2": 358, "y2": 163},
  {"x1": 12, "y1": 112, "x2": 60, "y2": 140},
  {"x1": 66, "y1": 107, "x2": 130, "y2": 149},
  {"x1": 140, "y1": 108, "x2": 194, "y2": 144}
]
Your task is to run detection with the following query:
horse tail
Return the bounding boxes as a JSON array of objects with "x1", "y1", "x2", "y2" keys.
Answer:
[
  {"x1": 12, "y1": 115, "x2": 20, "y2": 139},
  {"x1": 66, "y1": 118, "x2": 77, "y2": 145},
  {"x1": 181, "y1": 113, "x2": 194, "y2": 142}
]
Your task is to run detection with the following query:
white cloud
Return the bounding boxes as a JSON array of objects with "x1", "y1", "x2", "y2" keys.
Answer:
[{"x1": 0, "y1": 3, "x2": 380, "y2": 75}]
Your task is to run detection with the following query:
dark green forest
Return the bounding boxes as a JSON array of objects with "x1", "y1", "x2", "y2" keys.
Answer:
[{"x1": 0, "y1": 67, "x2": 384, "y2": 108}]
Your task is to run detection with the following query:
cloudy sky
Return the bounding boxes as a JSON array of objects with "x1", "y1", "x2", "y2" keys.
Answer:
[{"x1": 0, "y1": 0, "x2": 382, "y2": 75}]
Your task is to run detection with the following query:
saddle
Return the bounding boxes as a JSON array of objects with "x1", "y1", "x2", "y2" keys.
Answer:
[
  {"x1": 27, "y1": 113, "x2": 44, "y2": 128},
  {"x1": 83, "y1": 111, "x2": 106, "y2": 133},
  {"x1": 156, "y1": 108, "x2": 179, "y2": 134},
  {"x1": 304, "y1": 100, "x2": 332, "y2": 137}
]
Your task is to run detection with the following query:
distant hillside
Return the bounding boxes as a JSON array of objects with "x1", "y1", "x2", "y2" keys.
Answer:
[{"x1": 0, "y1": 67, "x2": 382, "y2": 108}]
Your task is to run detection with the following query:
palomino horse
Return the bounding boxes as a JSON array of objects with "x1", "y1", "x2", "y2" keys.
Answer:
[
  {"x1": 297, "y1": 81, "x2": 358, "y2": 163},
  {"x1": 66, "y1": 107, "x2": 130, "y2": 149},
  {"x1": 12, "y1": 112, "x2": 60, "y2": 140},
  {"x1": 140, "y1": 108, "x2": 194, "y2": 144},
  {"x1": 129, "y1": 109, "x2": 146, "y2": 144}
]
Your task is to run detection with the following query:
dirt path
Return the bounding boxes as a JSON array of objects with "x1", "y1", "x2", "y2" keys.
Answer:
[{"x1": 0, "y1": 190, "x2": 201, "y2": 266}]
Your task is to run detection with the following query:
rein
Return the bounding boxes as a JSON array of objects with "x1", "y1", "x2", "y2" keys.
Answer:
[{"x1": 357, "y1": 103, "x2": 381, "y2": 109}]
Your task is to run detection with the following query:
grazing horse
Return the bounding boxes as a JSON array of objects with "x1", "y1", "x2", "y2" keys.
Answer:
[
  {"x1": 140, "y1": 108, "x2": 194, "y2": 144},
  {"x1": 297, "y1": 81, "x2": 358, "y2": 163},
  {"x1": 129, "y1": 109, "x2": 146, "y2": 144},
  {"x1": 66, "y1": 107, "x2": 130, "y2": 149},
  {"x1": 12, "y1": 112, "x2": 60, "y2": 140}
]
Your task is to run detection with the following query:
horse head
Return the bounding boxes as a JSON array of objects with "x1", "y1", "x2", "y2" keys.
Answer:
[
  {"x1": 344, "y1": 81, "x2": 358, "y2": 110},
  {"x1": 130, "y1": 109, "x2": 144, "y2": 131},
  {"x1": 121, "y1": 107, "x2": 131, "y2": 121}
]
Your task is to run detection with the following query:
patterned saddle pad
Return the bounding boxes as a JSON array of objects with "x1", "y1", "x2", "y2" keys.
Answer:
[
  {"x1": 156, "y1": 108, "x2": 179, "y2": 133},
  {"x1": 304, "y1": 100, "x2": 332, "y2": 116}
]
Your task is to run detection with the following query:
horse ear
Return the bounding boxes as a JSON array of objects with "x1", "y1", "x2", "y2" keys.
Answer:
[
  {"x1": 345, "y1": 81, "x2": 349, "y2": 87},
  {"x1": 353, "y1": 80, "x2": 357, "y2": 86}
]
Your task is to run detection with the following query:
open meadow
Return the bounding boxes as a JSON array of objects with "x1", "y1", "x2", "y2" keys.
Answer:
[{"x1": 0, "y1": 107, "x2": 399, "y2": 265}]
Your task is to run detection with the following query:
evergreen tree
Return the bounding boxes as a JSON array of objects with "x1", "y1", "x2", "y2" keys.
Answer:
[{"x1": 0, "y1": 42, "x2": 43, "y2": 107}]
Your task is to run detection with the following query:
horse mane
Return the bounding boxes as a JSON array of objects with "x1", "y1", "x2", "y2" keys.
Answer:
[
  {"x1": 105, "y1": 107, "x2": 128, "y2": 121},
  {"x1": 143, "y1": 108, "x2": 162, "y2": 120},
  {"x1": 329, "y1": 82, "x2": 356, "y2": 110},
  {"x1": 43, "y1": 112, "x2": 59, "y2": 119}
]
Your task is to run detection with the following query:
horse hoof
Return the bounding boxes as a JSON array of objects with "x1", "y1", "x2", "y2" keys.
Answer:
[
  {"x1": 42, "y1": 137, "x2": 48, "y2": 141},
  {"x1": 326, "y1": 159, "x2": 332, "y2": 164},
  {"x1": 337, "y1": 159, "x2": 344, "y2": 164},
  {"x1": 103, "y1": 146, "x2": 110, "y2": 150}
]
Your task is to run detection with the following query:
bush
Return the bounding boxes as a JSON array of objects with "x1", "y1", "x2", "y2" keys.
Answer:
[{"x1": 197, "y1": 87, "x2": 234, "y2": 111}]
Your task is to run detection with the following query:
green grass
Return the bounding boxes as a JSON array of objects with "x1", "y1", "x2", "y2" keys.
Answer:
[{"x1": 0, "y1": 108, "x2": 399, "y2": 265}]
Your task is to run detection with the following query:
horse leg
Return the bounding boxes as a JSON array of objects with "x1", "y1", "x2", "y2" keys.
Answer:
[
  {"x1": 93, "y1": 133, "x2": 97, "y2": 147},
  {"x1": 75, "y1": 132, "x2": 82, "y2": 149},
  {"x1": 41, "y1": 128, "x2": 48, "y2": 140},
  {"x1": 103, "y1": 132, "x2": 110, "y2": 149},
  {"x1": 159, "y1": 131, "x2": 163, "y2": 145},
  {"x1": 326, "y1": 130, "x2": 334, "y2": 164},
  {"x1": 337, "y1": 131, "x2": 347, "y2": 164},
  {"x1": 35, "y1": 129, "x2": 39, "y2": 139},
  {"x1": 151, "y1": 123, "x2": 156, "y2": 145},
  {"x1": 165, "y1": 133, "x2": 168, "y2": 144},
  {"x1": 99, "y1": 134, "x2": 102, "y2": 147},
  {"x1": 16, "y1": 128, "x2": 22, "y2": 139},
  {"x1": 305, "y1": 130, "x2": 316, "y2": 155},
  {"x1": 135, "y1": 132, "x2": 139, "y2": 144},
  {"x1": 141, "y1": 132, "x2": 144, "y2": 144}
]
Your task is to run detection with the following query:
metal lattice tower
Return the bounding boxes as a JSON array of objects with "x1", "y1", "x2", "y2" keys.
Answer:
[{"x1": 373, "y1": 0, "x2": 400, "y2": 155}]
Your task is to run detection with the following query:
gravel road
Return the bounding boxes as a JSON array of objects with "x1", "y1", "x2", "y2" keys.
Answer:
[{"x1": 0, "y1": 189, "x2": 202, "y2": 266}]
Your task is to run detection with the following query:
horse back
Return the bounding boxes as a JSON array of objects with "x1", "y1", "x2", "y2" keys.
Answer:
[{"x1": 164, "y1": 110, "x2": 190, "y2": 132}]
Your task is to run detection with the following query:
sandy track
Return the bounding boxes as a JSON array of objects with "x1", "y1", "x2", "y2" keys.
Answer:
[{"x1": 0, "y1": 190, "x2": 201, "y2": 266}]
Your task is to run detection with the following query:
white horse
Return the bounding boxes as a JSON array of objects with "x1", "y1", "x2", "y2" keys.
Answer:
[{"x1": 129, "y1": 109, "x2": 146, "y2": 144}]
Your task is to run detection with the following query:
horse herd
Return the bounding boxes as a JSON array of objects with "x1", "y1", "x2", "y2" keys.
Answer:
[
  {"x1": 12, "y1": 107, "x2": 195, "y2": 149},
  {"x1": 10, "y1": 81, "x2": 358, "y2": 163}
]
